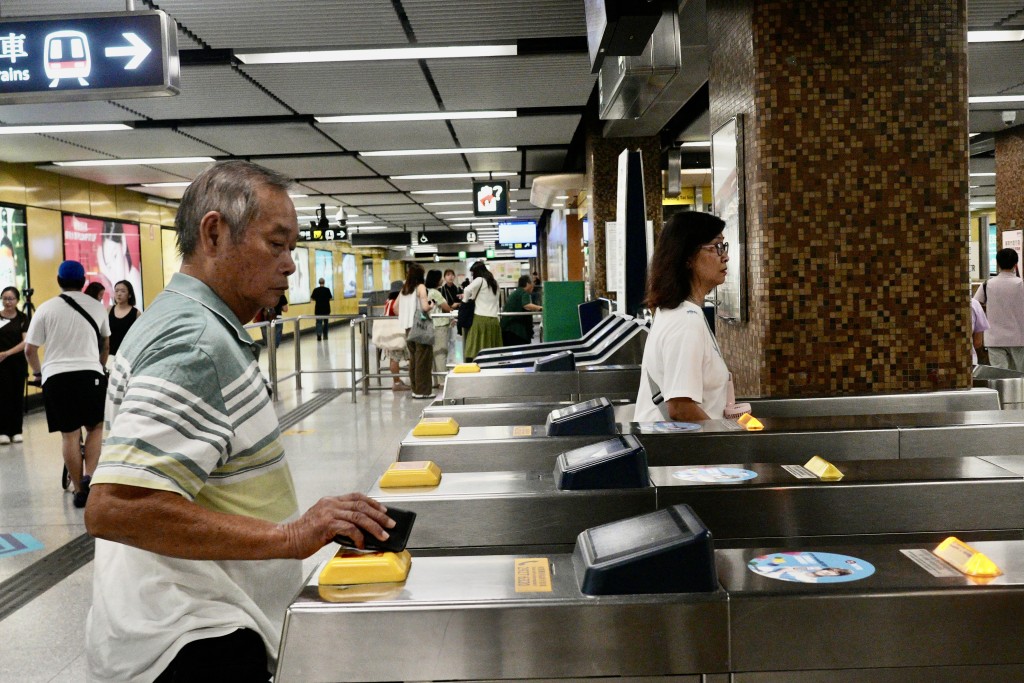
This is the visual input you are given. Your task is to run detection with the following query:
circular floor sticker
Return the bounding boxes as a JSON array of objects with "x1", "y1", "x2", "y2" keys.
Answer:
[
  {"x1": 672, "y1": 466, "x2": 758, "y2": 483},
  {"x1": 748, "y1": 551, "x2": 876, "y2": 584},
  {"x1": 643, "y1": 421, "x2": 701, "y2": 433}
]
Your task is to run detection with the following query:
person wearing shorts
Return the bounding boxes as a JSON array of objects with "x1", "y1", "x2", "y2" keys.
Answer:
[{"x1": 25, "y1": 260, "x2": 110, "y2": 508}]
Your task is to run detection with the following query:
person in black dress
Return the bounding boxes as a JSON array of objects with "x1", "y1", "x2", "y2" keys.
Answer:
[
  {"x1": 108, "y1": 280, "x2": 141, "y2": 357},
  {"x1": 0, "y1": 286, "x2": 29, "y2": 444}
]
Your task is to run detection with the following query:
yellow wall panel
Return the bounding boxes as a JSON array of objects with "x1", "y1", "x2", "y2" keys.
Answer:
[
  {"x1": 89, "y1": 182, "x2": 117, "y2": 219},
  {"x1": 25, "y1": 207, "x2": 63, "y2": 303},
  {"x1": 59, "y1": 176, "x2": 91, "y2": 217},
  {"x1": 0, "y1": 166, "x2": 27, "y2": 206},
  {"x1": 139, "y1": 222, "x2": 165, "y2": 309},
  {"x1": 22, "y1": 166, "x2": 60, "y2": 211}
]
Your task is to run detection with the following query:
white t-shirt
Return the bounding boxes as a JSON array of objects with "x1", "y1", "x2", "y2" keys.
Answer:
[
  {"x1": 463, "y1": 277, "x2": 499, "y2": 317},
  {"x1": 397, "y1": 290, "x2": 418, "y2": 330},
  {"x1": 974, "y1": 272, "x2": 1024, "y2": 348},
  {"x1": 634, "y1": 301, "x2": 730, "y2": 421},
  {"x1": 25, "y1": 290, "x2": 110, "y2": 382}
]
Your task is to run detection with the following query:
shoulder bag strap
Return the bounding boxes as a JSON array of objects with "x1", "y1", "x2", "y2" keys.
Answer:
[{"x1": 59, "y1": 294, "x2": 103, "y2": 357}]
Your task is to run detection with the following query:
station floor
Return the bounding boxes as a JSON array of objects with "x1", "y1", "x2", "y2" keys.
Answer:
[{"x1": 0, "y1": 324, "x2": 426, "y2": 682}]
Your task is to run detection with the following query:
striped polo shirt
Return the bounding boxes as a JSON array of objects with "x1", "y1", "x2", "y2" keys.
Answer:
[{"x1": 87, "y1": 272, "x2": 301, "y2": 682}]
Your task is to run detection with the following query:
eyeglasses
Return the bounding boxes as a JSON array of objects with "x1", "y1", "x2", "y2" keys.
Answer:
[
  {"x1": 1, "y1": 297, "x2": 17, "y2": 302},
  {"x1": 699, "y1": 241, "x2": 729, "y2": 256}
]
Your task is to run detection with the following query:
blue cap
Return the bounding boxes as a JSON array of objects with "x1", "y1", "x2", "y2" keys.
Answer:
[{"x1": 57, "y1": 260, "x2": 85, "y2": 280}]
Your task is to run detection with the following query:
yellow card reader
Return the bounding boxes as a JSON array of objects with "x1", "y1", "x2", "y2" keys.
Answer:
[
  {"x1": 412, "y1": 417, "x2": 460, "y2": 437},
  {"x1": 737, "y1": 413, "x2": 764, "y2": 430},
  {"x1": 379, "y1": 460, "x2": 442, "y2": 488},
  {"x1": 453, "y1": 363, "x2": 480, "y2": 373},
  {"x1": 319, "y1": 549, "x2": 412, "y2": 586},
  {"x1": 933, "y1": 537, "x2": 1003, "y2": 578},
  {"x1": 803, "y1": 455, "x2": 844, "y2": 481}
]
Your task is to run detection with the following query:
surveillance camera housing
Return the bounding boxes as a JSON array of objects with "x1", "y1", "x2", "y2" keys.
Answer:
[{"x1": 1003, "y1": 110, "x2": 1017, "y2": 126}]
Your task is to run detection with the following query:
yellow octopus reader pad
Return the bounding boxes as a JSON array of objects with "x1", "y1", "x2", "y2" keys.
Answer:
[
  {"x1": 319, "y1": 549, "x2": 412, "y2": 586},
  {"x1": 379, "y1": 460, "x2": 442, "y2": 488}
]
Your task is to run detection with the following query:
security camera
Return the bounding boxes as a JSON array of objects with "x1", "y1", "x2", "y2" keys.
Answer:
[{"x1": 1003, "y1": 110, "x2": 1017, "y2": 126}]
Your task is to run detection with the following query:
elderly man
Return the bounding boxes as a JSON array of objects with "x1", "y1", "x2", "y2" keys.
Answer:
[{"x1": 85, "y1": 161, "x2": 394, "y2": 682}]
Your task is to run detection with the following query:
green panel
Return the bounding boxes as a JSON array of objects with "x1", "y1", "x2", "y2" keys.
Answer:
[{"x1": 541, "y1": 281, "x2": 585, "y2": 342}]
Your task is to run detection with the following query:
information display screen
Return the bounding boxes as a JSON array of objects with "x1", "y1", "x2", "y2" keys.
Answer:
[
  {"x1": 497, "y1": 221, "x2": 537, "y2": 250},
  {"x1": 0, "y1": 11, "x2": 179, "y2": 103}
]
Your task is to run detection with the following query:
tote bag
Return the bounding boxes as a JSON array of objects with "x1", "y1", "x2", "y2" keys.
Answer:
[{"x1": 407, "y1": 311, "x2": 435, "y2": 346}]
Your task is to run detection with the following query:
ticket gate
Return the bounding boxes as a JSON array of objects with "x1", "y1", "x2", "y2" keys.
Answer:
[
  {"x1": 369, "y1": 456, "x2": 1024, "y2": 554},
  {"x1": 397, "y1": 410, "x2": 1024, "y2": 472},
  {"x1": 475, "y1": 317, "x2": 649, "y2": 369},
  {"x1": 422, "y1": 388, "x2": 1001, "y2": 427},
  {"x1": 441, "y1": 365, "x2": 642, "y2": 405},
  {"x1": 472, "y1": 312, "x2": 625, "y2": 364},
  {"x1": 277, "y1": 537, "x2": 1024, "y2": 681}
]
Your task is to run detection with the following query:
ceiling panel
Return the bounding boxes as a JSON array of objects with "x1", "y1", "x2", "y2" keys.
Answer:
[
  {"x1": 304, "y1": 178, "x2": 397, "y2": 194},
  {"x1": 48, "y1": 129, "x2": 223, "y2": 159},
  {"x1": 525, "y1": 149, "x2": 568, "y2": 173},
  {"x1": 126, "y1": 184, "x2": 187, "y2": 200},
  {"x1": 240, "y1": 62, "x2": 438, "y2": 115},
  {"x1": 38, "y1": 164, "x2": 195, "y2": 185},
  {"x1": 154, "y1": 0, "x2": 408, "y2": 49},
  {"x1": 336, "y1": 193, "x2": 413, "y2": 205},
  {"x1": 967, "y1": 1, "x2": 1024, "y2": 27},
  {"x1": 452, "y1": 115, "x2": 581, "y2": 147},
  {"x1": 0, "y1": 136, "x2": 109, "y2": 163},
  {"x1": 467, "y1": 152, "x2": 523, "y2": 172},
  {"x1": 429, "y1": 54, "x2": 596, "y2": 110},
  {"x1": 0, "y1": 101, "x2": 143, "y2": 125},
  {"x1": 972, "y1": 109, "x2": 1024, "y2": 133},
  {"x1": 968, "y1": 44, "x2": 1024, "y2": 96},
  {"x1": 358, "y1": 204, "x2": 428, "y2": 215},
  {"x1": 258, "y1": 155, "x2": 374, "y2": 179},
  {"x1": 180, "y1": 122, "x2": 341, "y2": 155},
  {"x1": 114, "y1": 65, "x2": 292, "y2": 120},
  {"x1": 402, "y1": 0, "x2": 586, "y2": 42},
  {"x1": 358, "y1": 154, "x2": 469, "y2": 176},
  {"x1": 316, "y1": 121, "x2": 455, "y2": 152}
]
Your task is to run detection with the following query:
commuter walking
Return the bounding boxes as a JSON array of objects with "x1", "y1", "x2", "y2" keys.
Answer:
[
  {"x1": 426, "y1": 269, "x2": 453, "y2": 388},
  {"x1": 310, "y1": 277, "x2": 333, "y2": 340},
  {"x1": 462, "y1": 261, "x2": 501, "y2": 361},
  {"x1": 84, "y1": 160, "x2": 394, "y2": 682},
  {"x1": 107, "y1": 279, "x2": 140, "y2": 357},
  {"x1": 974, "y1": 248, "x2": 1024, "y2": 371},
  {"x1": 501, "y1": 275, "x2": 542, "y2": 347},
  {"x1": 24, "y1": 260, "x2": 109, "y2": 507},
  {"x1": 0, "y1": 286, "x2": 28, "y2": 445}
]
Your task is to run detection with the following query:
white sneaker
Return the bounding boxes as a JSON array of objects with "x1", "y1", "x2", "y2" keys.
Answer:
[
  {"x1": 0, "y1": 435, "x2": 10, "y2": 445},
  {"x1": 12, "y1": 434, "x2": 22, "y2": 443}
]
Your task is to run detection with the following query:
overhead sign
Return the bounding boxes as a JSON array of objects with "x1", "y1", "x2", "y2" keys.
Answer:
[
  {"x1": 298, "y1": 225, "x2": 345, "y2": 242},
  {"x1": 473, "y1": 180, "x2": 509, "y2": 217},
  {"x1": 0, "y1": 11, "x2": 179, "y2": 104}
]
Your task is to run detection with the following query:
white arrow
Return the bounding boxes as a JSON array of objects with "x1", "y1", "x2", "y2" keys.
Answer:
[{"x1": 105, "y1": 32, "x2": 151, "y2": 70}]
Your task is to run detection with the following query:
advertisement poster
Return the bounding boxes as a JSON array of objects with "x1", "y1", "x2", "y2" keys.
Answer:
[
  {"x1": 288, "y1": 246, "x2": 311, "y2": 304},
  {"x1": 0, "y1": 204, "x2": 29, "y2": 296},
  {"x1": 342, "y1": 253, "x2": 357, "y2": 298},
  {"x1": 711, "y1": 115, "x2": 745, "y2": 322},
  {"x1": 314, "y1": 249, "x2": 334, "y2": 296},
  {"x1": 362, "y1": 260, "x2": 374, "y2": 291},
  {"x1": 160, "y1": 228, "x2": 181, "y2": 288},
  {"x1": 62, "y1": 214, "x2": 143, "y2": 309}
]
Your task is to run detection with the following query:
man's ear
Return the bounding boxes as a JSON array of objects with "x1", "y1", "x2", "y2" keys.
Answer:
[{"x1": 197, "y1": 211, "x2": 226, "y2": 255}]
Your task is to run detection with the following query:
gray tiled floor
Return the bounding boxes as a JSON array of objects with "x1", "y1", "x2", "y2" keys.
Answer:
[{"x1": 0, "y1": 325, "x2": 426, "y2": 682}]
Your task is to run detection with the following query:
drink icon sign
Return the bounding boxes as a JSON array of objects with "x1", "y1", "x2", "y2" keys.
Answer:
[
  {"x1": 44, "y1": 30, "x2": 91, "y2": 87},
  {"x1": 477, "y1": 185, "x2": 497, "y2": 212}
]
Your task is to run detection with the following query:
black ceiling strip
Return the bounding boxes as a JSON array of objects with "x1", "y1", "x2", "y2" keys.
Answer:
[
  {"x1": 517, "y1": 105, "x2": 589, "y2": 117},
  {"x1": 659, "y1": 80, "x2": 710, "y2": 152},
  {"x1": 179, "y1": 48, "x2": 236, "y2": 67},
  {"x1": 132, "y1": 114, "x2": 317, "y2": 129},
  {"x1": 516, "y1": 36, "x2": 588, "y2": 55}
]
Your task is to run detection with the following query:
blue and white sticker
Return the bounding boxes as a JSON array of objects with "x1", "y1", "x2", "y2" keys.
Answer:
[
  {"x1": 642, "y1": 421, "x2": 702, "y2": 433},
  {"x1": 672, "y1": 467, "x2": 758, "y2": 483},
  {"x1": 748, "y1": 551, "x2": 875, "y2": 584}
]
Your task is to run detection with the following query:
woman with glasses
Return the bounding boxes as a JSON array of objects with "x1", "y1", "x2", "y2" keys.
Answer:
[
  {"x1": 0, "y1": 287, "x2": 29, "y2": 444},
  {"x1": 634, "y1": 211, "x2": 733, "y2": 422}
]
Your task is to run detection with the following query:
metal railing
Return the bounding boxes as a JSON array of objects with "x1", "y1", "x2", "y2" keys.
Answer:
[{"x1": 245, "y1": 310, "x2": 542, "y2": 402}]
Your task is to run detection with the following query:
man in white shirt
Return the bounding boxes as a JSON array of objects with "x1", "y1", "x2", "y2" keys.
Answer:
[
  {"x1": 973, "y1": 248, "x2": 1024, "y2": 371},
  {"x1": 24, "y1": 260, "x2": 110, "y2": 507}
]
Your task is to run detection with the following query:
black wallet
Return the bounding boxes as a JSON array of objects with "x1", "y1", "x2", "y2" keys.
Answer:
[{"x1": 333, "y1": 506, "x2": 417, "y2": 553}]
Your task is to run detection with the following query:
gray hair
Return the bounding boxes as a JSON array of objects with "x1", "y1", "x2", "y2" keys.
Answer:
[{"x1": 175, "y1": 160, "x2": 293, "y2": 257}]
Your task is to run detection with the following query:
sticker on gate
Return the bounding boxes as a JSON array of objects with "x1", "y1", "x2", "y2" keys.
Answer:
[{"x1": 748, "y1": 551, "x2": 875, "y2": 584}]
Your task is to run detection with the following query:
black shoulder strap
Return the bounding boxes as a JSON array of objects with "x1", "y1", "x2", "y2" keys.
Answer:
[{"x1": 59, "y1": 294, "x2": 103, "y2": 354}]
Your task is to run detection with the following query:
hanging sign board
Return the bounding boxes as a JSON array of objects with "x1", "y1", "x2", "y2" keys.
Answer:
[
  {"x1": 0, "y1": 11, "x2": 179, "y2": 104},
  {"x1": 473, "y1": 180, "x2": 509, "y2": 217}
]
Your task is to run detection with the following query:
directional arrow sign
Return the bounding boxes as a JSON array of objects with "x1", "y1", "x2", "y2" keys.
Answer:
[
  {"x1": 105, "y1": 32, "x2": 151, "y2": 70},
  {"x1": 0, "y1": 11, "x2": 179, "y2": 104}
]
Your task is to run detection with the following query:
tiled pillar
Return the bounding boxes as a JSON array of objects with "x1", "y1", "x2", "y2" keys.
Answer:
[
  {"x1": 585, "y1": 128, "x2": 663, "y2": 298},
  {"x1": 708, "y1": 0, "x2": 970, "y2": 396},
  {"x1": 995, "y1": 129, "x2": 1024, "y2": 239}
]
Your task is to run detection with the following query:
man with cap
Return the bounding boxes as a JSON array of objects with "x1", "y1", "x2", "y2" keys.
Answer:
[{"x1": 24, "y1": 260, "x2": 110, "y2": 508}]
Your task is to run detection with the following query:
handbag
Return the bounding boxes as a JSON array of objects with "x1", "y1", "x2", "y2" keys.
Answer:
[
  {"x1": 457, "y1": 299, "x2": 475, "y2": 330},
  {"x1": 371, "y1": 318, "x2": 408, "y2": 352},
  {"x1": 407, "y1": 311, "x2": 435, "y2": 346}
]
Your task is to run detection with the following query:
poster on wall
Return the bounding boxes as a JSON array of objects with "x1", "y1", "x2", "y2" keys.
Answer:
[
  {"x1": 382, "y1": 260, "x2": 391, "y2": 289},
  {"x1": 362, "y1": 260, "x2": 374, "y2": 291},
  {"x1": 63, "y1": 214, "x2": 143, "y2": 309},
  {"x1": 0, "y1": 204, "x2": 29, "y2": 296},
  {"x1": 314, "y1": 249, "x2": 334, "y2": 296},
  {"x1": 160, "y1": 228, "x2": 181, "y2": 288},
  {"x1": 342, "y1": 253, "x2": 357, "y2": 298},
  {"x1": 711, "y1": 114, "x2": 746, "y2": 323},
  {"x1": 1003, "y1": 230, "x2": 1022, "y2": 277},
  {"x1": 288, "y1": 246, "x2": 311, "y2": 304}
]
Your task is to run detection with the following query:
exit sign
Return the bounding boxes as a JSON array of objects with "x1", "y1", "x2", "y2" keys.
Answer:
[{"x1": 0, "y1": 11, "x2": 179, "y2": 103}]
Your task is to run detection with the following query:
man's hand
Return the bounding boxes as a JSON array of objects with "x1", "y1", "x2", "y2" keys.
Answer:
[{"x1": 281, "y1": 494, "x2": 396, "y2": 558}]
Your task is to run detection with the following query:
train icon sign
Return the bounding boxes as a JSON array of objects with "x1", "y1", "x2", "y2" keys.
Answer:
[{"x1": 44, "y1": 31, "x2": 91, "y2": 87}]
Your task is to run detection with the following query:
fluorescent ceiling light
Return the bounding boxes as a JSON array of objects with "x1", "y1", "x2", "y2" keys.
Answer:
[
  {"x1": 438, "y1": 210, "x2": 474, "y2": 215},
  {"x1": 141, "y1": 181, "x2": 192, "y2": 188},
  {"x1": 0, "y1": 123, "x2": 132, "y2": 135},
  {"x1": 289, "y1": 193, "x2": 308, "y2": 198},
  {"x1": 54, "y1": 156, "x2": 215, "y2": 167},
  {"x1": 424, "y1": 200, "x2": 473, "y2": 206},
  {"x1": 969, "y1": 95, "x2": 1024, "y2": 103},
  {"x1": 680, "y1": 168, "x2": 712, "y2": 174},
  {"x1": 237, "y1": 44, "x2": 517, "y2": 65},
  {"x1": 556, "y1": 195, "x2": 569, "y2": 199},
  {"x1": 317, "y1": 110, "x2": 516, "y2": 124},
  {"x1": 970, "y1": 172, "x2": 997, "y2": 177},
  {"x1": 361, "y1": 146, "x2": 515, "y2": 157},
  {"x1": 410, "y1": 189, "x2": 474, "y2": 195},
  {"x1": 679, "y1": 141, "x2": 711, "y2": 147},
  {"x1": 968, "y1": 30, "x2": 1024, "y2": 43},
  {"x1": 391, "y1": 172, "x2": 517, "y2": 180},
  {"x1": 552, "y1": 203, "x2": 564, "y2": 208}
]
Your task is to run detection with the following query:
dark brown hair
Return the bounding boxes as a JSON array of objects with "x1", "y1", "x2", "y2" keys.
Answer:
[
  {"x1": 401, "y1": 263, "x2": 425, "y2": 294},
  {"x1": 470, "y1": 261, "x2": 498, "y2": 294},
  {"x1": 645, "y1": 211, "x2": 726, "y2": 310}
]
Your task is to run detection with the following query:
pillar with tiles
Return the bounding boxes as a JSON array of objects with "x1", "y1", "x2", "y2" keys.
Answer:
[{"x1": 708, "y1": 0, "x2": 971, "y2": 397}]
